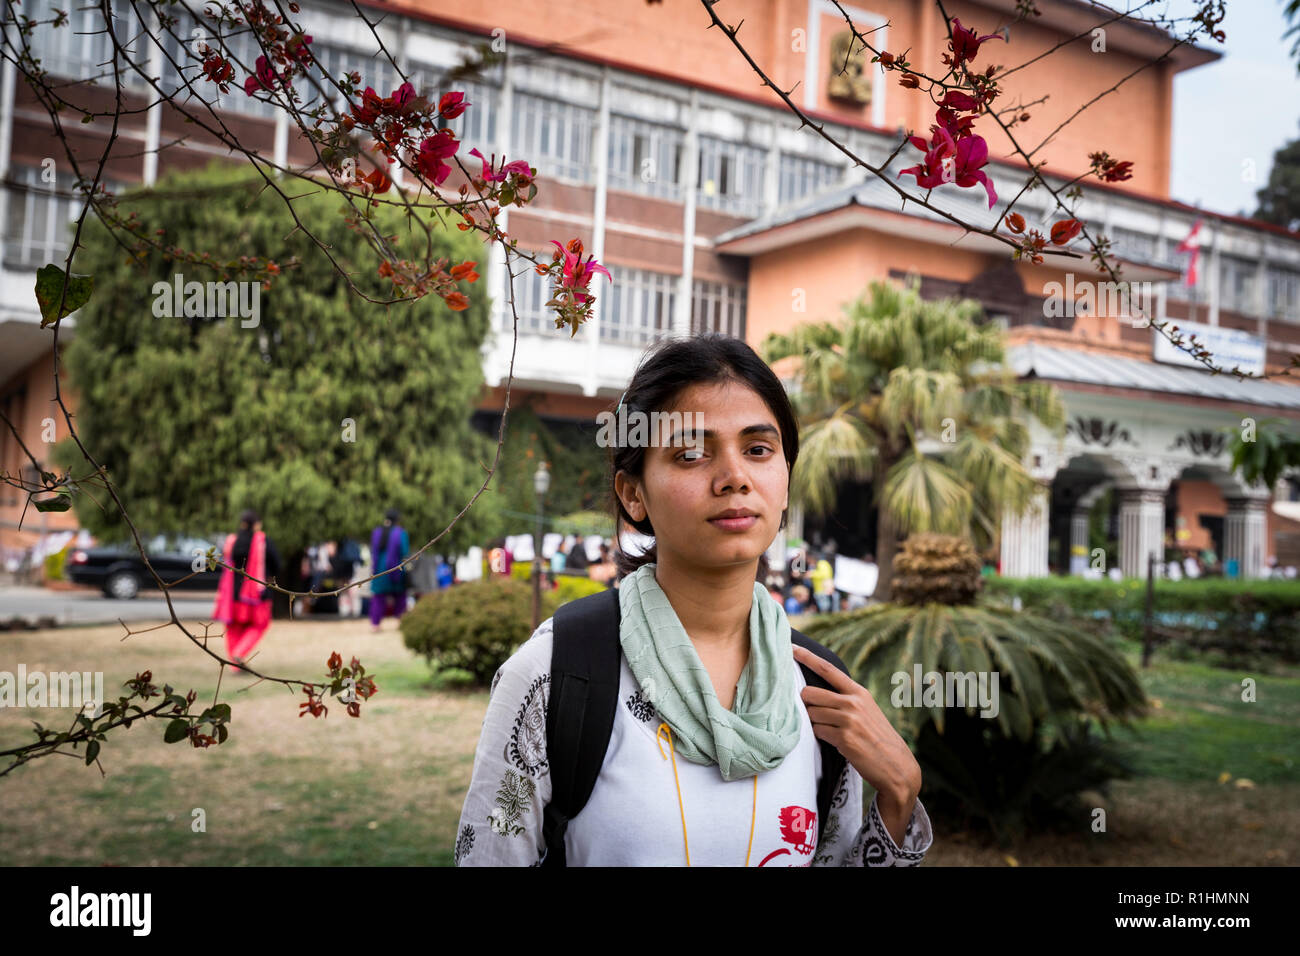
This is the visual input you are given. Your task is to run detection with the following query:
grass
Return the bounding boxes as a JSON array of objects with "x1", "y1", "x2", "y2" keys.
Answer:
[{"x1": 0, "y1": 616, "x2": 1295, "y2": 866}]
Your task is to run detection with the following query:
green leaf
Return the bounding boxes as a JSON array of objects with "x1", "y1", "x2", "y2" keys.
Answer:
[
  {"x1": 34, "y1": 264, "x2": 95, "y2": 327},
  {"x1": 85, "y1": 739, "x2": 100, "y2": 764},
  {"x1": 33, "y1": 492, "x2": 73, "y2": 512},
  {"x1": 216, "y1": 724, "x2": 228, "y2": 744},
  {"x1": 211, "y1": 703, "x2": 232, "y2": 723},
  {"x1": 163, "y1": 719, "x2": 189, "y2": 744}
]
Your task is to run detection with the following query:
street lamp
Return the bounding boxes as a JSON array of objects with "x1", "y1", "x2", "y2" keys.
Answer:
[{"x1": 532, "y1": 461, "x2": 550, "y2": 630}]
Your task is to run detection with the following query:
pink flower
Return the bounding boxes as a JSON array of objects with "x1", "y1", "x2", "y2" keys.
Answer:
[
  {"x1": 390, "y1": 81, "x2": 416, "y2": 111},
  {"x1": 415, "y1": 129, "x2": 460, "y2": 186},
  {"x1": 938, "y1": 90, "x2": 981, "y2": 112},
  {"x1": 286, "y1": 33, "x2": 313, "y2": 64},
  {"x1": 438, "y1": 91, "x2": 469, "y2": 120},
  {"x1": 898, "y1": 126, "x2": 998, "y2": 208},
  {"x1": 549, "y1": 239, "x2": 611, "y2": 304},
  {"x1": 469, "y1": 148, "x2": 533, "y2": 183},
  {"x1": 949, "y1": 18, "x2": 1003, "y2": 66},
  {"x1": 243, "y1": 56, "x2": 284, "y2": 96}
]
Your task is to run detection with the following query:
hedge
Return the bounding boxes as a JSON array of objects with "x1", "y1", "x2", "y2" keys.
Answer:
[{"x1": 984, "y1": 576, "x2": 1300, "y2": 665}]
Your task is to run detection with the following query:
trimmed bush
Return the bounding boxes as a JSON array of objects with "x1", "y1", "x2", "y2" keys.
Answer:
[
  {"x1": 401, "y1": 577, "x2": 559, "y2": 685},
  {"x1": 400, "y1": 575, "x2": 608, "y2": 685},
  {"x1": 985, "y1": 576, "x2": 1300, "y2": 667}
]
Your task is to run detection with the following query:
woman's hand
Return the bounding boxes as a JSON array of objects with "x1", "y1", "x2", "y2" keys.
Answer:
[{"x1": 793, "y1": 644, "x2": 922, "y2": 846}]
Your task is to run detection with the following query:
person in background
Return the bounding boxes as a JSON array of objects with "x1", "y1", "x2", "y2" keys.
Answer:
[
  {"x1": 565, "y1": 535, "x2": 589, "y2": 574},
  {"x1": 551, "y1": 538, "x2": 568, "y2": 575},
  {"x1": 333, "y1": 536, "x2": 362, "y2": 617},
  {"x1": 436, "y1": 554, "x2": 455, "y2": 589},
  {"x1": 212, "y1": 509, "x2": 281, "y2": 672},
  {"x1": 811, "y1": 552, "x2": 835, "y2": 613},
  {"x1": 784, "y1": 584, "x2": 810, "y2": 616},
  {"x1": 589, "y1": 541, "x2": 618, "y2": 588},
  {"x1": 370, "y1": 508, "x2": 410, "y2": 633}
]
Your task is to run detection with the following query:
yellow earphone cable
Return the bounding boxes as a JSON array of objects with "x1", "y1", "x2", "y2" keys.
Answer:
[{"x1": 657, "y1": 721, "x2": 758, "y2": 867}]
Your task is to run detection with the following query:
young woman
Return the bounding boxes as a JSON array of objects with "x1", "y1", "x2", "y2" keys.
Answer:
[
  {"x1": 454, "y1": 335, "x2": 932, "y2": 866},
  {"x1": 211, "y1": 509, "x2": 280, "y2": 672}
]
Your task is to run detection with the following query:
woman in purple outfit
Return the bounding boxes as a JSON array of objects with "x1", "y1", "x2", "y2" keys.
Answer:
[{"x1": 369, "y1": 507, "x2": 410, "y2": 632}]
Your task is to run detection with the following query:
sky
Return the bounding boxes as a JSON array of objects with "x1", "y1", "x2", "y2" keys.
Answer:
[{"x1": 1166, "y1": 0, "x2": 1300, "y2": 216}]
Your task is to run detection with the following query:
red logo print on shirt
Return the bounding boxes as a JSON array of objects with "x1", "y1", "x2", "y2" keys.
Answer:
[{"x1": 757, "y1": 805, "x2": 817, "y2": 866}]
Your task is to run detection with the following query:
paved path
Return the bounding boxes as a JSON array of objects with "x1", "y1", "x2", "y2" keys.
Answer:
[{"x1": 0, "y1": 586, "x2": 216, "y2": 628}]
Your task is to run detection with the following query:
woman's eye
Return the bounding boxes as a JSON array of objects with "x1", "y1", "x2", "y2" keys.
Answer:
[
  {"x1": 748, "y1": 445, "x2": 775, "y2": 457},
  {"x1": 677, "y1": 448, "x2": 705, "y2": 463}
]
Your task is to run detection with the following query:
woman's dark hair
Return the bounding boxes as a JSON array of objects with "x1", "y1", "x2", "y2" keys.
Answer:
[
  {"x1": 233, "y1": 509, "x2": 260, "y2": 573},
  {"x1": 610, "y1": 334, "x2": 799, "y2": 576}
]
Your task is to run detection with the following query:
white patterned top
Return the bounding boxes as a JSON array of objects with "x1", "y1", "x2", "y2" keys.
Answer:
[{"x1": 454, "y1": 617, "x2": 934, "y2": 866}]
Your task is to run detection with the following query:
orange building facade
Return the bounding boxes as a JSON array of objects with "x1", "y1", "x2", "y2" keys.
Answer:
[{"x1": 3, "y1": 0, "x2": 1299, "y2": 576}]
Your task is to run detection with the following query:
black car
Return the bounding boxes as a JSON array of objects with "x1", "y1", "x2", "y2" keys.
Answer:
[{"x1": 65, "y1": 533, "x2": 225, "y2": 599}]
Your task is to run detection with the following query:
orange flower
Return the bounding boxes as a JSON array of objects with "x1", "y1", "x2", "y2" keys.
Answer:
[
  {"x1": 444, "y1": 291, "x2": 471, "y2": 311},
  {"x1": 1006, "y1": 212, "x2": 1025, "y2": 234},
  {"x1": 1050, "y1": 218, "x2": 1083, "y2": 245}
]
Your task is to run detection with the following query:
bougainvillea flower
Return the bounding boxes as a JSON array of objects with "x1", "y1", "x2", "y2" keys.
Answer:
[
  {"x1": 468, "y1": 148, "x2": 533, "y2": 184},
  {"x1": 938, "y1": 90, "x2": 982, "y2": 112},
  {"x1": 1100, "y1": 160, "x2": 1133, "y2": 183},
  {"x1": 390, "y1": 81, "x2": 417, "y2": 112},
  {"x1": 438, "y1": 91, "x2": 469, "y2": 120},
  {"x1": 443, "y1": 291, "x2": 470, "y2": 311},
  {"x1": 934, "y1": 106, "x2": 976, "y2": 140},
  {"x1": 949, "y1": 18, "x2": 1004, "y2": 66},
  {"x1": 285, "y1": 32, "x2": 313, "y2": 64},
  {"x1": 1006, "y1": 212, "x2": 1026, "y2": 233},
  {"x1": 1050, "y1": 218, "x2": 1083, "y2": 245},
  {"x1": 415, "y1": 129, "x2": 460, "y2": 186},
  {"x1": 899, "y1": 127, "x2": 998, "y2": 208},
  {"x1": 549, "y1": 239, "x2": 612, "y2": 304},
  {"x1": 243, "y1": 56, "x2": 283, "y2": 96}
]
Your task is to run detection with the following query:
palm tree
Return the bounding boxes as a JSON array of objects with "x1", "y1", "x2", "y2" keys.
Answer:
[{"x1": 762, "y1": 278, "x2": 1065, "y2": 600}]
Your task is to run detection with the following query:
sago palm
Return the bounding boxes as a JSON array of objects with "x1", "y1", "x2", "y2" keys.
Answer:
[{"x1": 762, "y1": 278, "x2": 1065, "y2": 600}]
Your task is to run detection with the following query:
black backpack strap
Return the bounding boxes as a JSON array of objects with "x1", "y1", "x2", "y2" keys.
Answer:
[
  {"x1": 542, "y1": 587, "x2": 622, "y2": 867},
  {"x1": 790, "y1": 628, "x2": 852, "y2": 849}
]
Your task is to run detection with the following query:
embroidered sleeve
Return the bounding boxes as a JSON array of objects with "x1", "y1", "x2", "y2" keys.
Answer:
[
  {"x1": 453, "y1": 619, "x2": 554, "y2": 867},
  {"x1": 810, "y1": 762, "x2": 934, "y2": 867}
]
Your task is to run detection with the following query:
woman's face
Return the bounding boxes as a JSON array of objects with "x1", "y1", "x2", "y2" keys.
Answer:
[{"x1": 616, "y1": 380, "x2": 789, "y2": 574}]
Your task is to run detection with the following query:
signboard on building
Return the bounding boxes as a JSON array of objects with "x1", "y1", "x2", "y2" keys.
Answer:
[{"x1": 1152, "y1": 320, "x2": 1265, "y2": 376}]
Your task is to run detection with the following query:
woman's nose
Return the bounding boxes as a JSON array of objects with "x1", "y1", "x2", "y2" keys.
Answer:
[{"x1": 712, "y1": 446, "x2": 752, "y2": 495}]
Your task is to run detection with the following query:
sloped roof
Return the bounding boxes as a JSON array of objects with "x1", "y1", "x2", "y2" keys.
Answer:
[{"x1": 1009, "y1": 341, "x2": 1300, "y2": 410}]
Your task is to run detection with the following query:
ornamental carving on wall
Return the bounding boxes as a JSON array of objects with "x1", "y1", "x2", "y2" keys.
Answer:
[
  {"x1": 827, "y1": 30, "x2": 872, "y2": 106},
  {"x1": 1168, "y1": 429, "x2": 1227, "y2": 458},
  {"x1": 1066, "y1": 417, "x2": 1136, "y2": 447}
]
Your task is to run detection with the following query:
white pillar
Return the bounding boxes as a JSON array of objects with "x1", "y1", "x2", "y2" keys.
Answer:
[
  {"x1": 585, "y1": 67, "x2": 611, "y2": 395},
  {"x1": 1224, "y1": 496, "x2": 1268, "y2": 579},
  {"x1": 673, "y1": 89, "x2": 699, "y2": 339},
  {"x1": 1118, "y1": 488, "x2": 1165, "y2": 578},
  {"x1": 142, "y1": 8, "x2": 163, "y2": 185},
  {"x1": 1000, "y1": 483, "x2": 1050, "y2": 578},
  {"x1": 0, "y1": 53, "x2": 16, "y2": 267}
]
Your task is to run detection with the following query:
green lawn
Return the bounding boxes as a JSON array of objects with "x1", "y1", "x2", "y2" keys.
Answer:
[{"x1": 1, "y1": 617, "x2": 1295, "y2": 866}]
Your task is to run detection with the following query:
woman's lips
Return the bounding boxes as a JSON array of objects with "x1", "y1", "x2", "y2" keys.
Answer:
[{"x1": 708, "y1": 515, "x2": 758, "y2": 532}]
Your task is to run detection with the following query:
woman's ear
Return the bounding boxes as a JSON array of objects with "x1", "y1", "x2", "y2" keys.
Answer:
[{"x1": 614, "y1": 470, "x2": 647, "y2": 523}]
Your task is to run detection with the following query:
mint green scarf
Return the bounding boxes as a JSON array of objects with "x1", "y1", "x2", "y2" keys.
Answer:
[{"x1": 617, "y1": 563, "x2": 802, "y2": 781}]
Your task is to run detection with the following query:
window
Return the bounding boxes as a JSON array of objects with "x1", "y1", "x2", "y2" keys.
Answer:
[
  {"x1": 603, "y1": 267, "x2": 676, "y2": 346},
  {"x1": 1109, "y1": 227, "x2": 1157, "y2": 264},
  {"x1": 1219, "y1": 255, "x2": 1258, "y2": 314},
  {"x1": 691, "y1": 279, "x2": 746, "y2": 338},
  {"x1": 1267, "y1": 267, "x2": 1300, "y2": 321},
  {"x1": 608, "y1": 116, "x2": 684, "y2": 199},
  {"x1": 19, "y1": 0, "x2": 147, "y2": 88},
  {"x1": 777, "y1": 154, "x2": 841, "y2": 205},
  {"x1": 511, "y1": 92, "x2": 594, "y2": 183},
  {"x1": 3, "y1": 166, "x2": 126, "y2": 269},
  {"x1": 697, "y1": 136, "x2": 765, "y2": 217}
]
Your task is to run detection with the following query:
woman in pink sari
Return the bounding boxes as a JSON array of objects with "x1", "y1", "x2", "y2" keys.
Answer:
[{"x1": 211, "y1": 509, "x2": 282, "y2": 672}]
